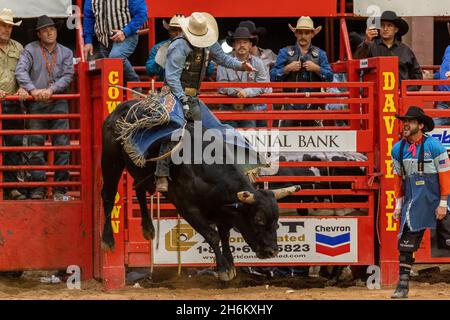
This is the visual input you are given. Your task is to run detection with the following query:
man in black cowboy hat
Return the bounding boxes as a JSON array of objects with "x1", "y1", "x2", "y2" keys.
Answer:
[
  {"x1": 390, "y1": 106, "x2": 450, "y2": 298},
  {"x1": 355, "y1": 10, "x2": 422, "y2": 91},
  {"x1": 235, "y1": 20, "x2": 277, "y2": 73},
  {"x1": 217, "y1": 26, "x2": 271, "y2": 128},
  {"x1": 15, "y1": 15, "x2": 74, "y2": 200}
]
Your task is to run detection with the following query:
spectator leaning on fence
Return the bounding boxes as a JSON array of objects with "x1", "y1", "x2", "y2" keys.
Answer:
[
  {"x1": 0, "y1": 8, "x2": 29, "y2": 200},
  {"x1": 83, "y1": 0, "x2": 148, "y2": 85},
  {"x1": 217, "y1": 26, "x2": 271, "y2": 128},
  {"x1": 235, "y1": 20, "x2": 277, "y2": 73},
  {"x1": 271, "y1": 16, "x2": 333, "y2": 127},
  {"x1": 15, "y1": 15, "x2": 74, "y2": 201}
]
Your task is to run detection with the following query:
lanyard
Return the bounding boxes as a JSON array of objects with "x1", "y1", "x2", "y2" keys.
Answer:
[
  {"x1": 399, "y1": 136, "x2": 427, "y2": 178},
  {"x1": 40, "y1": 45, "x2": 57, "y2": 84}
]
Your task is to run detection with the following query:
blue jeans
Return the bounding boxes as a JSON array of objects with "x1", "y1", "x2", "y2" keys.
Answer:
[
  {"x1": 219, "y1": 104, "x2": 256, "y2": 128},
  {"x1": 99, "y1": 34, "x2": 140, "y2": 84},
  {"x1": 434, "y1": 101, "x2": 450, "y2": 126},
  {"x1": 26, "y1": 100, "x2": 70, "y2": 194},
  {"x1": 254, "y1": 104, "x2": 267, "y2": 128}
]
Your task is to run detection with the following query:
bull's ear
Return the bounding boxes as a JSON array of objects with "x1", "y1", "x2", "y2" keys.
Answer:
[
  {"x1": 272, "y1": 185, "x2": 301, "y2": 200},
  {"x1": 237, "y1": 191, "x2": 256, "y2": 204}
]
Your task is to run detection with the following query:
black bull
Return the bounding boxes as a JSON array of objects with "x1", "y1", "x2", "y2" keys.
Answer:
[{"x1": 100, "y1": 100, "x2": 299, "y2": 281}]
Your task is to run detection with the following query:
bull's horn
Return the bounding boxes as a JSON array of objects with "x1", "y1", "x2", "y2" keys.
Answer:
[
  {"x1": 272, "y1": 185, "x2": 301, "y2": 200},
  {"x1": 237, "y1": 191, "x2": 256, "y2": 204}
]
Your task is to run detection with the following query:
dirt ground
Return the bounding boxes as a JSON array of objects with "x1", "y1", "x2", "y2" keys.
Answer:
[{"x1": 1, "y1": 264, "x2": 450, "y2": 300}]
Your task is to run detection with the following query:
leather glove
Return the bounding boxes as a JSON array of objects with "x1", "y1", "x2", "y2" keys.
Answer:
[{"x1": 180, "y1": 96, "x2": 201, "y2": 121}]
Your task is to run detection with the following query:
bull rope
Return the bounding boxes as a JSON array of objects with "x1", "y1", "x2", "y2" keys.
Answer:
[
  {"x1": 177, "y1": 213, "x2": 182, "y2": 276},
  {"x1": 110, "y1": 84, "x2": 147, "y2": 98},
  {"x1": 150, "y1": 195, "x2": 154, "y2": 275},
  {"x1": 157, "y1": 192, "x2": 161, "y2": 250}
]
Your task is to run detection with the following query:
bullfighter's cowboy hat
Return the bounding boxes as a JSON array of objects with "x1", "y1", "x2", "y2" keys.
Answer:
[
  {"x1": 0, "y1": 8, "x2": 22, "y2": 26},
  {"x1": 380, "y1": 10, "x2": 409, "y2": 37},
  {"x1": 395, "y1": 106, "x2": 435, "y2": 132},
  {"x1": 289, "y1": 16, "x2": 322, "y2": 36},
  {"x1": 179, "y1": 12, "x2": 218, "y2": 48},
  {"x1": 162, "y1": 14, "x2": 184, "y2": 30}
]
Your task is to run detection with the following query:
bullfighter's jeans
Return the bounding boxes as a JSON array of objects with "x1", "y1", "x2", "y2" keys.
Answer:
[
  {"x1": 155, "y1": 140, "x2": 175, "y2": 177},
  {"x1": 26, "y1": 100, "x2": 70, "y2": 194},
  {"x1": 1, "y1": 100, "x2": 25, "y2": 193}
]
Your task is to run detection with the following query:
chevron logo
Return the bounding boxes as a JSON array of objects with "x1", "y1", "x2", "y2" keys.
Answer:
[{"x1": 315, "y1": 232, "x2": 351, "y2": 257}]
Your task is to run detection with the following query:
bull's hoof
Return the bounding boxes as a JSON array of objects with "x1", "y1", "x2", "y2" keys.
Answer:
[
  {"x1": 101, "y1": 240, "x2": 115, "y2": 251},
  {"x1": 142, "y1": 225, "x2": 155, "y2": 240},
  {"x1": 218, "y1": 269, "x2": 236, "y2": 282},
  {"x1": 231, "y1": 266, "x2": 237, "y2": 278}
]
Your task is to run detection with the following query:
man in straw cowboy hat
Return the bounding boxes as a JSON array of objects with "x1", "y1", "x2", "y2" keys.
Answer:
[
  {"x1": 15, "y1": 15, "x2": 74, "y2": 200},
  {"x1": 270, "y1": 16, "x2": 333, "y2": 126},
  {"x1": 0, "y1": 8, "x2": 29, "y2": 200},
  {"x1": 390, "y1": 106, "x2": 450, "y2": 298},
  {"x1": 355, "y1": 10, "x2": 422, "y2": 91},
  {"x1": 154, "y1": 12, "x2": 257, "y2": 192},
  {"x1": 146, "y1": 14, "x2": 184, "y2": 80},
  {"x1": 217, "y1": 26, "x2": 271, "y2": 128}
]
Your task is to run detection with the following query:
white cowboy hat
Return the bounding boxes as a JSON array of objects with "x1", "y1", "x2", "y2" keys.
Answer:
[
  {"x1": 288, "y1": 16, "x2": 321, "y2": 36},
  {"x1": 0, "y1": 8, "x2": 22, "y2": 26},
  {"x1": 178, "y1": 12, "x2": 218, "y2": 48},
  {"x1": 162, "y1": 14, "x2": 184, "y2": 30}
]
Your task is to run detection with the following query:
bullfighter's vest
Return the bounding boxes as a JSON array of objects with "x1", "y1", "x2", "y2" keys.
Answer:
[
  {"x1": 284, "y1": 45, "x2": 322, "y2": 92},
  {"x1": 173, "y1": 37, "x2": 210, "y2": 96}
]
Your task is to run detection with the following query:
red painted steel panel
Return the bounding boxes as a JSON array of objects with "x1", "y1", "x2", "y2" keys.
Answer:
[
  {"x1": 0, "y1": 202, "x2": 89, "y2": 271},
  {"x1": 147, "y1": 0, "x2": 337, "y2": 17}
]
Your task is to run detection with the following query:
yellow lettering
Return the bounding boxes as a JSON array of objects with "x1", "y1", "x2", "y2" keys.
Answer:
[
  {"x1": 108, "y1": 71, "x2": 119, "y2": 85},
  {"x1": 114, "y1": 192, "x2": 120, "y2": 204},
  {"x1": 383, "y1": 72, "x2": 395, "y2": 90},
  {"x1": 112, "y1": 221, "x2": 120, "y2": 234},
  {"x1": 385, "y1": 160, "x2": 394, "y2": 178},
  {"x1": 108, "y1": 87, "x2": 119, "y2": 100},
  {"x1": 111, "y1": 205, "x2": 121, "y2": 219},
  {"x1": 382, "y1": 94, "x2": 396, "y2": 112},
  {"x1": 107, "y1": 101, "x2": 120, "y2": 113},
  {"x1": 385, "y1": 190, "x2": 396, "y2": 209},
  {"x1": 383, "y1": 116, "x2": 396, "y2": 135},
  {"x1": 386, "y1": 138, "x2": 394, "y2": 156},
  {"x1": 386, "y1": 212, "x2": 398, "y2": 231}
]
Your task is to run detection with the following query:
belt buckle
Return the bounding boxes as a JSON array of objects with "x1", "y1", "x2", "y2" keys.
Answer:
[{"x1": 185, "y1": 88, "x2": 198, "y2": 97}]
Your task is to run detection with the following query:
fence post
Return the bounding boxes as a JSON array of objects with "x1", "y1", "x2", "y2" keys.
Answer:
[
  {"x1": 374, "y1": 57, "x2": 400, "y2": 286},
  {"x1": 91, "y1": 59, "x2": 125, "y2": 289}
]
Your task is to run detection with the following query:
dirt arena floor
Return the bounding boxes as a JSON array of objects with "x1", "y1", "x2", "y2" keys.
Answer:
[{"x1": 1, "y1": 264, "x2": 450, "y2": 300}]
